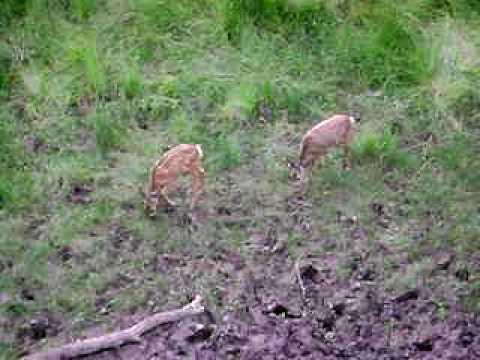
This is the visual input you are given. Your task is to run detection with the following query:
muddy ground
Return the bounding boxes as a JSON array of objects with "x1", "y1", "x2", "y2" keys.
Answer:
[
  {"x1": 18, "y1": 187, "x2": 480, "y2": 360},
  {"x1": 77, "y1": 252, "x2": 480, "y2": 360}
]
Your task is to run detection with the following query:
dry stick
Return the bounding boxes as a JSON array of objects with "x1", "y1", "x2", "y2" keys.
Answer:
[
  {"x1": 294, "y1": 256, "x2": 307, "y2": 300},
  {"x1": 25, "y1": 295, "x2": 205, "y2": 360}
]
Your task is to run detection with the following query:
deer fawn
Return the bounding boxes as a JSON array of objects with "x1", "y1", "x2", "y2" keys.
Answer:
[
  {"x1": 289, "y1": 113, "x2": 360, "y2": 183},
  {"x1": 143, "y1": 144, "x2": 205, "y2": 217}
]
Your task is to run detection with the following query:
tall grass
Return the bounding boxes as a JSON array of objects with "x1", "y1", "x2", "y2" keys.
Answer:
[
  {"x1": 133, "y1": 0, "x2": 202, "y2": 34},
  {"x1": 0, "y1": 0, "x2": 28, "y2": 26},
  {"x1": 217, "y1": 0, "x2": 334, "y2": 44},
  {"x1": 335, "y1": 3, "x2": 431, "y2": 90},
  {"x1": 0, "y1": 42, "x2": 11, "y2": 98},
  {"x1": 120, "y1": 63, "x2": 143, "y2": 99},
  {"x1": 352, "y1": 128, "x2": 417, "y2": 170},
  {"x1": 94, "y1": 109, "x2": 125, "y2": 156},
  {"x1": 0, "y1": 113, "x2": 33, "y2": 212},
  {"x1": 66, "y1": 35, "x2": 107, "y2": 96}
]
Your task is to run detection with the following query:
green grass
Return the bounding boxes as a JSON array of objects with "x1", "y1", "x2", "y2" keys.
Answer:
[
  {"x1": 93, "y1": 108, "x2": 125, "y2": 156},
  {"x1": 1, "y1": 0, "x2": 480, "y2": 355},
  {"x1": 335, "y1": 2, "x2": 432, "y2": 90},
  {"x1": 0, "y1": 113, "x2": 34, "y2": 212},
  {"x1": 352, "y1": 128, "x2": 418, "y2": 170}
]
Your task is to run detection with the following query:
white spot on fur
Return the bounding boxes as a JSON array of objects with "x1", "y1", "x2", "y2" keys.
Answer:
[
  {"x1": 195, "y1": 144, "x2": 203, "y2": 158},
  {"x1": 349, "y1": 116, "x2": 356, "y2": 124}
]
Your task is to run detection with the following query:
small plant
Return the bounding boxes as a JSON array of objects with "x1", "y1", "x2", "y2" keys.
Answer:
[
  {"x1": 134, "y1": 0, "x2": 195, "y2": 34},
  {"x1": 0, "y1": 0, "x2": 28, "y2": 26},
  {"x1": 461, "y1": 279, "x2": 480, "y2": 313},
  {"x1": 168, "y1": 111, "x2": 204, "y2": 144},
  {"x1": 221, "y1": 82, "x2": 260, "y2": 124},
  {"x1": 0, "y1": 42, "x2": 12, "y2": 97},
  {"x1": 62, "y1": 0, "x2": 96, "y2": 21},
  {"x1": 446, "y1": 72, "x2": 480, "y2": 129},
  {"x1": 67, "y1": 37, "x2": 106, "y2": 96},
  {"x1": 433, "y1": 131, "x2": 479, "y2": 190},
  {"x1": 210, "y1": 134, "x2": 242, "y2": 171},
  {"x1": 94, "y1": 110, "x2": 124, "y2": 156},
  {"x1": 286, "y1": 231, "x2": 303, "y2": 256},
  {"x1": 352, "y1": 128, "x2": 415, "y2": 169},
  {"x1": 120, "y1": 64, "x2": 143, "y2": 99},
  {"x1": 0, "y1": 114, "x2": 34, "y2": 211}
]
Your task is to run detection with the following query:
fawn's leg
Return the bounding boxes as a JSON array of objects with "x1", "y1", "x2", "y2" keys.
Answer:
[
  {"x1": 343, "y1": 145, "x2": 351, "y2": 169},
  {"x1": 343, "y1": 128, "x2": 354, "y2": 169},
  {"x1": 190, "y1": 166, "x2": 205, "y2": 210}
]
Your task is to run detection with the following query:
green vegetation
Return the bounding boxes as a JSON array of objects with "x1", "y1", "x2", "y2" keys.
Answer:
[{"x1": 1, "y1": 0, "x2": 479, "y2": 356}]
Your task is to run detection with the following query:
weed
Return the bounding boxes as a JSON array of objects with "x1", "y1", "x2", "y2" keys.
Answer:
[
  {"x1": 66, "y1": 35, "x2": 107, "y2": 96},
  {"x1": 433, "y1": 131, "x2": 479, "y2": 190},
  {"x1": 0, "y1": 42, "x2": 12, "y2": 97},
  {"x1": 0, "y1": 0, "x2": 28, "y2": 26},
  {"x1": 447, "y1": 72, "x2": 480, "y2": 129},
  {"x1": 168, "y1": 111, "x2": 204, "y2": 144},
  {"x1": 352, "y1": 128, "x2": 416, "y2": 170},
  {"x1": 94, "y1": 109, "x2": 124, "y2": 156},
  {"x1": 218, "y1": 0, "x2": 334, "y2": 44},
  {"x1": 335, "y1": 2, "x2": 431, "y2": 89},
  {"x1": 133, "y1": 0, "x2": 197, "y2": 34},
  {"x1": 286, "y1": 231, "x2": 304, "y2": 256},
  {"x1": 210, "y1": 134, "x2": 242, "y2": 172},
  {"x1": 120, "y1": 63, "x2": 143, "y2": 99},
  {"x1": 461, "y1": 279, "x2": 480, "y2": 313},
  {"x1": 221, "y1": 82, "x2": 260, "y2": 123},
  {"x1": 0, "y1": 342, "x2": 20, "y2": 360},
  {"x1": 69, "y1": 0, "x2": 97, "y2": 21},
  {"x1": 0, "y1": 113, "x2": 33, "y2": 212}
]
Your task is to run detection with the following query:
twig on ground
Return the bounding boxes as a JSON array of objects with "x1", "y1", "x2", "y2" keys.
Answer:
[
  {"x1": 294, "y1": 256, "x2": 307, "y2": 300},
  {"x1": 25, "y1": 295, "x2": 205, "y2": 360}
]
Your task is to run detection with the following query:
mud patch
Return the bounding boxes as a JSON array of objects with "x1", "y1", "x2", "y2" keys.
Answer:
[
  {"x1": 106, "y1": 223, "x2": 140, "y2": 255},
  {"x1": 16, "y1": 311, "x2": 62, "y2": 348},
  {"x1": 46, "y1": 250, "x2": 480, "y2": 360},
  {"x1": 66, "y1": 182, "x2": 94, "y2": 205}
]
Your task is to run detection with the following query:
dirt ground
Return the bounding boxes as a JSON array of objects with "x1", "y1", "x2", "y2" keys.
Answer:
[
  {"x1": 78, "y1": 258, "x2": 479, "y2": 360},
  {"x1": 19, "y1": 191, "x2": 480, "y2": 360}
]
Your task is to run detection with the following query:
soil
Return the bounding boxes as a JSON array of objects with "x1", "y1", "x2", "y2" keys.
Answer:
[
  {"x1": 22, "y1": 222, "x2": 480, "y2": 359},
  {"x1": 66, "y1": 181, "x2": 94, "y2": 205},
  {"x1": 17, "y1": 175, "x2": 480, "y2": 359}
]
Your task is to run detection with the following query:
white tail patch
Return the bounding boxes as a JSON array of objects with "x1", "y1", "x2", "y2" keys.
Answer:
[
  {"x1": 195, "y1": 144, "x2": 204, "y2": 158},
  {"x1": 349, "y1": 116, "x2": 356, "y2": 124}
]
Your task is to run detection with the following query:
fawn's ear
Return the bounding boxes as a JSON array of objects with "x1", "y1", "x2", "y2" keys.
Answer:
[{"x1": 195, "y1": 144, "x2": 204, "y2": 158}]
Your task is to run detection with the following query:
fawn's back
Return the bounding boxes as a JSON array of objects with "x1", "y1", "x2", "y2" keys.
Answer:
[
  {"x1": 148, "y1": 144, "x2": 203, "y2": 192},
  {"x1": 300, "y1": 115, "x2": 354, "y2": 163}
]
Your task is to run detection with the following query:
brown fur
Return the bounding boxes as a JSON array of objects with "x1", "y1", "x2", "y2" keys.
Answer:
[
  {"x1": 297, "y1": 114, "x2": 356, "y2": 181},
  {"x1": 144, "y1": 144, "x2": 205, "y2": 216}
]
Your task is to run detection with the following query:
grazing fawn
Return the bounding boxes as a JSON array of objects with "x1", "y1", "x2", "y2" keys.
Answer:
[
  {"x1": 143, "y1": 144, "x2": 205, "y2": 216},
  {"x1": 289, "y1": 113, "x2": 360, "y2": 183}
]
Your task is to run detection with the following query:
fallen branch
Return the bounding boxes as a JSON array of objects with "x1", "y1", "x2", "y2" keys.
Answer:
[
  {"x1": 25, "y1": 295, "x2": 205, "y2": 360},
  {"x1": 294, "y1": 256, "x2": 307, "y2": 300}
]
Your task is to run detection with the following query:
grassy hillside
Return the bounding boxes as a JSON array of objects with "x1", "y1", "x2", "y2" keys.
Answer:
[{"x1": 1, "y1": 0, "x2": 479, "y2": 358}]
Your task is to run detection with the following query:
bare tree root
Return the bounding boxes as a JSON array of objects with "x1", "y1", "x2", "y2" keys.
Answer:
[{"x1": 25, "y1": 295, "x2": 205, "y2": 360}]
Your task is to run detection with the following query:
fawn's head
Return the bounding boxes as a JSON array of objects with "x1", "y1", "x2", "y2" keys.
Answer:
[
  {"x1": 140, "y1": 187, "x2": 160, "y2": 217},
  {"x1": 349, "y1": 111, "x2": 361, "y2": 124},
  {"x1": 286, "y1": 158, "x2": 303, "y2": 181}
]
